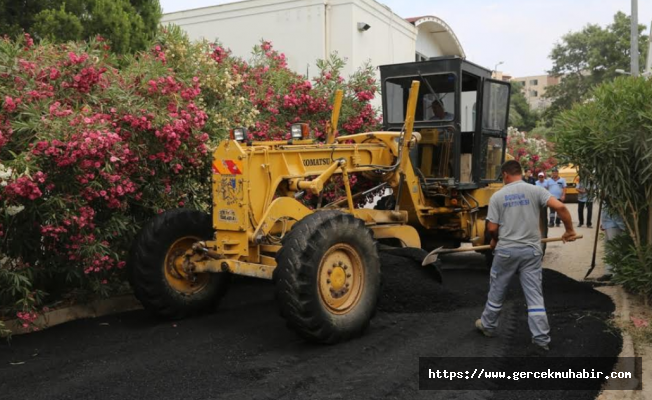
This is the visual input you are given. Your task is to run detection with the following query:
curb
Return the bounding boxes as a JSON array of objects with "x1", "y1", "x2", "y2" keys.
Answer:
[
  {"x1": 2, "y1": 295, "x2": 142, "y2": 336},
  {"x1": 595, "y1": 285, "x2": 641, "y2": 400}
]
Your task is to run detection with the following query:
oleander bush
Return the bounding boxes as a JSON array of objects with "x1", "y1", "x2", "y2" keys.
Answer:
[
  {"x1": 555, "y1": 76, "x2": 652, "y2": 299},
  {"x1": 0, "y1": 28, "x2": 381, "y2": 333},
  {"x1": 506, "y1": 126, "x2": 558, "y2": 173},
  {"x1": 605, "y1": 234, "x2": 652, "y2": 299}
]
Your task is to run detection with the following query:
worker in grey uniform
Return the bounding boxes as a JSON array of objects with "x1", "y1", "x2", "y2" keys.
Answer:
[{"x1": 475, "y1": 160, "x2": 577, "y2": 350}]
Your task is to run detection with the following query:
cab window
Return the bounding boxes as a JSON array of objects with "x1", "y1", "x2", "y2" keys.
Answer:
[{"x1": 385, "y1": 73, "x2": 456, "y2": 124}]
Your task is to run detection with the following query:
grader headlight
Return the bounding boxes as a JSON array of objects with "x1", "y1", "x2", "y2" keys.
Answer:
[
  {"x1": 291, "y1": 123, "x2": 310, "y2": 140},
  {"x1": 230, "y1": 127, "x2": 247, "y2": 142}
]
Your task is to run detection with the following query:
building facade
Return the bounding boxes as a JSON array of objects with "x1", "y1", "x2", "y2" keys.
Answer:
[
  {"x1": 511, "y1": 74, "x2": 560, "y2": 110},
  {"x1": 161, "y1": 0, "x2": 465, "y2": 80},
  {"x1": 491, "y1": 70, "x2": 512, "y2": 82}
]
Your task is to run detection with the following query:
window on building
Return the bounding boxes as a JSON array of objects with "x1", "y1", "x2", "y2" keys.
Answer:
[
  {"x1": 529, "y1": 79, "x2": 538, "y2": 85},
  {"x1": 530, "y1": 90, "x2": 538, "y2": 97}
]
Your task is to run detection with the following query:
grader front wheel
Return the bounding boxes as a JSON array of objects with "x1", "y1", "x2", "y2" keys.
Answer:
[
  {"x1": 128, "y1": 209, "x2": 230, "y2": 319},
  {"x1": 274, "y1": 211, "x2": 381, "y2": 344},
  {"x1": 318, "y1": 243, "x2": 365, "y2": 314}
]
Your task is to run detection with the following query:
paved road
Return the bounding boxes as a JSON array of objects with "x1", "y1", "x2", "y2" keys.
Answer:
[
  {"x1": 545, "y1": 202, "x2": 609, "y2": 280},
  {"x1": 0, "y1": 245, "x2": 619, "y2": 400}
]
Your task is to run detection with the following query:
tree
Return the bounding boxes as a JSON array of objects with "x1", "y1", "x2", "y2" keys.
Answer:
[
  {"x1": 32, "y1": 5, "x2": 84, "y2": 43},
  {"x1": 509, "y1": 81, "x2": 540, "y2": 131},
  {"x1": 544, "y1": 12, "x2": 649, "y2": 121},
  {"x1": 0, "y1": 0, "x2": 161, "y2": 53},
  {"x1": 554, "y1": 76, "x2": 652, "y2": 297},
  {"x1": 529, "y1": 125, "x2": 554, "y2": 141}
]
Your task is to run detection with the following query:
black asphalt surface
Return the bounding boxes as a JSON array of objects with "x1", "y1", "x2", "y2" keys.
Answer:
[{"x1": 0, "y1": 252, "x2": 620, "y2": 400}]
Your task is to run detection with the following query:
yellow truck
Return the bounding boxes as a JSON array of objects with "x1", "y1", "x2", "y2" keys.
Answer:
[{"x1": 558, "y1": 165, "x2": 579, "y2": 203}]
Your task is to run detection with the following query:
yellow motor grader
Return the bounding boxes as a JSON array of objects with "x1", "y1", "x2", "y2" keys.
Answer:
[{"x1": 128, "y1": 57, "x2": 535, "y2": 343}]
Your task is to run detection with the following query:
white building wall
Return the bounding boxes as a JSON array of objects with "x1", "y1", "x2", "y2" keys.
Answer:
[
  {"x1": 325, "y1": 1, "x2": 354, "y2": 77},
  {"x1": 162, "y1": 0, "x2": 464, "y2": 110},
  {"x1": 461, "y1": 91, "x2": 477, "y2": 132},
  {"x1": 161, "y1": 0, "x2": 326, "y2": 75},
  {"x1": 162, "y1": 0, "x2": 420, "y2": 81},
  {"x1": 415, "y1": 26, "x2": 444, "y2": 59},
  {"x1": 347, "y1": 0, "x2": 416, "y2": 76}
]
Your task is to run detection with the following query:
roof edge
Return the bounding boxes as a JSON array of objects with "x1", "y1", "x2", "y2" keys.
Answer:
[{"x1": 405, "y1": 15, "x2": 465, "y2": 59}]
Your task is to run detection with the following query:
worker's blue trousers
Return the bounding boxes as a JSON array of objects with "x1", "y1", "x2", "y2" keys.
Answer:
[{"x1": 480, "y1": 246, "x2": 551, "y2": 346}]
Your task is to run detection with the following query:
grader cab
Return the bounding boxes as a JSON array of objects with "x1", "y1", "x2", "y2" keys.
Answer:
[
  {"x1": 128, "y1": 57, "x2": 513, "y2": 344},
  {"x1": 378, "y1": 56, "x2": 512, "y2": 247}
]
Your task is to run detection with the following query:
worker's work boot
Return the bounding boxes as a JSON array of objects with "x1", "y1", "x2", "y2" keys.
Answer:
[
  {"x1": 475, "y1": 319, "x2": 495, "y2": 338},
  {"x1": 529, "y1": 341, "x2": 550, "y2": 356}
]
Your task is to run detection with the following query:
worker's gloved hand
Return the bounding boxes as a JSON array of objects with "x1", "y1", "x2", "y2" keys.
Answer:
[{"x1": 562, "y1": 230, "x2": 578, "y2": 243}]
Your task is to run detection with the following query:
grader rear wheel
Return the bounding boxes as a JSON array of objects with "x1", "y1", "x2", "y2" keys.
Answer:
[
  {"x1": 274, "y1": 211, "x2": 381, "y2": 344},
  {"x1": 128, "y1": 209, "x2": 230, "y2": 319}
]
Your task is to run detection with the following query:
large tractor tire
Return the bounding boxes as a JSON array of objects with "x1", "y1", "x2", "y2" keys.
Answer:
[
  {"x1": 128, "y1": 209, "x2": 229, "y2": 319},
  {"x1": 274, "y1": 211, "x2": 381, "y2": 344}
]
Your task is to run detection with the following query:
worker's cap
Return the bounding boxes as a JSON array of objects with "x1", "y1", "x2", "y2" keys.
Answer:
[
  {"x1": 538, "y1": 172, "x2": 545, "y2": 177},
  {"x1": 551, "y1": 167, "x2": 558, "y2": 172}
]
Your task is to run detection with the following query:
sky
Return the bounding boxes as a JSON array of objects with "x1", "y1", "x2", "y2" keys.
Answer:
[{"x1": 159, "y1": 0, "x2": 652, "y2": 77}]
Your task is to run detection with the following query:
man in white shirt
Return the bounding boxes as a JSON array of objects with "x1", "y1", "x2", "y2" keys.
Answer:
[
  {"x1": 535, "y1": 172, "x2": 549, "y2": 189},
  {"x1": 547, "y1": 168, "x2": 567, "y2": 227}
]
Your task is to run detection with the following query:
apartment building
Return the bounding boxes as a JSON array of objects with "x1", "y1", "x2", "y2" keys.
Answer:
[{"x1": 511, "y1": 74, "x2": 561, "y2": 110}]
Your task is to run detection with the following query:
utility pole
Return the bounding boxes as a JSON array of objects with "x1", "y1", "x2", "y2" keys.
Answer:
[
  {"x1": 631, "y1": 0, "x2": 639, "y2": 77},
  {"x1": 646, "y1": 20, "x2": 652, "y2": 78},
  {"x1": 493, "y1": 61, "x2": 504, "y2": 78}
]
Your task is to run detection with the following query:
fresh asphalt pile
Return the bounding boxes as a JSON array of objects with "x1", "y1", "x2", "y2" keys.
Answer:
[{"x1": 0, "y1": 251, "x2": 620, "y2": 400}]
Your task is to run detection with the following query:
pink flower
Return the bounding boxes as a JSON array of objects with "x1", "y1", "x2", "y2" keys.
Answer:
[
  {"x1": 3, "y1": 96, "x2": 17, "y2": 112},
  {"x1": 24, "y1": 33, "x2": 34, "y2": 48}
]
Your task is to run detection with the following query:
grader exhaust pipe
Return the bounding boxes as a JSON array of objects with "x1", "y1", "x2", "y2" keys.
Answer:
[{"x1": 422, "y1": 235, "x2": 584, "y2": 266}]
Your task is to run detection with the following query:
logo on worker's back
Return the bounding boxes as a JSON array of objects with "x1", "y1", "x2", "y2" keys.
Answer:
[
  {"x1": 503, "y1": 193, "x2": 530, "y2": 208},
  {"x1": 303, "y1": 158, "x2": 331, "y2": 167}
]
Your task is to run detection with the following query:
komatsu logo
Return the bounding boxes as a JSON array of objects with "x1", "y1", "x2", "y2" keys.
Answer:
[{"x1": 303, "y1": 158, "x2": 331, "y2": 167}]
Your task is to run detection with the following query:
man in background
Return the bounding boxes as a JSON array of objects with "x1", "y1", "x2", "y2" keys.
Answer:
[
  {"x1": 524, "y1": 168, "x2": 536, "y2": 185},
  {"x1": 547, "y1": 168, "x2": 566, "y2": 227},
  {"x1": 430, "y1": 99, "x2": 453, "y2": 121},
  {"x1": 535, "y1": 172, "x2": 549, "y2": 189},
  {"x1": 599, "y1": 204, "x2": 626, "y2": 281},
  {"x1": 576, "y1": 179, "x2": 593, "y2": 228},
  {"x1": 535, "y1": 172, "x2": 550, "y2": 223}
]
